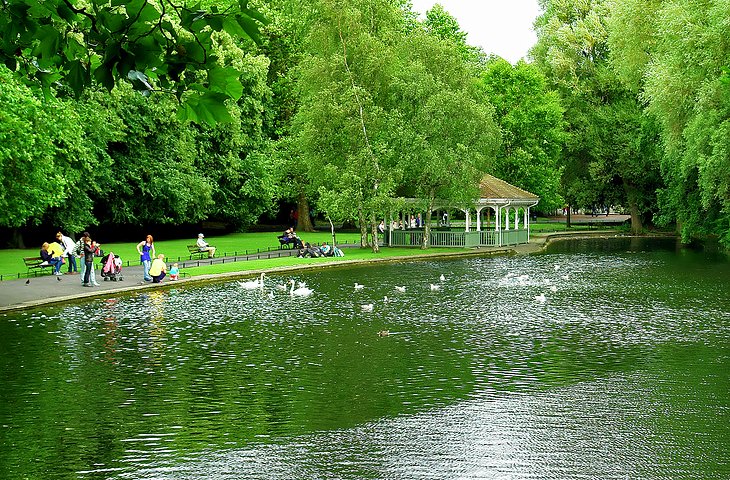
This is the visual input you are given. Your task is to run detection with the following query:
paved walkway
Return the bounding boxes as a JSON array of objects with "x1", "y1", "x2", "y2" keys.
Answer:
[{"x1": 0, "y1": 231, "x2": 617, "y2": 313}]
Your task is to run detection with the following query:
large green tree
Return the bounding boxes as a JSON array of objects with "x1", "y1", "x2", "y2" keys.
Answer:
[
  {"x1": 479, "y1": 58, "x2": 564, "y2": 212},
  {"x1": 608, "y1": 0, "x2": 730, "y2": 245},
  {"x1": 0, "y1": 66, "x2": 97, "y2": 237},
  {"x1": 531, "y1": 0, "x2": 662, "y2": 232}
]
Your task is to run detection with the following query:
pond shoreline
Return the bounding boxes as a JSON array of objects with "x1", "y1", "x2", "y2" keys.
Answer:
[{"x1": 0, "y1": 230, "x2": 645, "y2": 313}]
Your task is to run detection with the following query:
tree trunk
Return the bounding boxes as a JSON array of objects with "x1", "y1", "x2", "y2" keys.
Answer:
[
  {"x1": 370, "y1": 211, "x2": 380, "y2": 253},
  {"x1": 8, "y1": 228, "x2": 25, "y2": 249},
  {"x1": 421, "y1": 191, "x2": 435, "y2": 249},
  {"x1": 624, "y1": 181, "x2": 643, "y2": 234},
  {"x1": 327, "y1": 217, "x2": 338, "y2": 247},
  {"x1": 566, "y1": 204, "x2": 572, "y2": 228},
  {"x1": 297, "y1": 191, "x2": 314, "y2": 232},
  {"x1": 358, "y1": 206, "x2": 368, "y2": 247}
]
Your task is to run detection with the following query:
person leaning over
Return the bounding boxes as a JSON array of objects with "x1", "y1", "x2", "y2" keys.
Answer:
[
  {"x1": 56, "y1": 231, "x2": 78, "y2": 274},
  {"x1": 196, "y1": 233, "x2": 216, "y2": 258},
  {"x1": 149, "y1": 254, "x2": 167, "y2": 283}
]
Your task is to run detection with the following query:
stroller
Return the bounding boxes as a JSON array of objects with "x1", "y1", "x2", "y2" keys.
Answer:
[{"x1": 100, "y1": 252, "x2": 124, "y2": 281}]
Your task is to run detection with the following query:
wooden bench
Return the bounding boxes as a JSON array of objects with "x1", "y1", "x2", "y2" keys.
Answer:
[
  {"x1": 23, "y1": 256, "x2": 54, "y2": 276},
  {"x1": 187, "y1": 245, "x2": 210, "y2": 259},
  {"x1": 277, "y1": 236, "x2": 294, "y2": 249}
]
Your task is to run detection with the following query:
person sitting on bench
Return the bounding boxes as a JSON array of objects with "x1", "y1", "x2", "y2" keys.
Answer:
[{"x1": 196, "y1": 233, "x2": 216, "y2": 258}]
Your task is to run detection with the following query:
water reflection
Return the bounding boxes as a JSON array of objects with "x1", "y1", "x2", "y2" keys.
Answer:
[{"x1": 0, "y1": 237, "x2": 728, "y2": 479}]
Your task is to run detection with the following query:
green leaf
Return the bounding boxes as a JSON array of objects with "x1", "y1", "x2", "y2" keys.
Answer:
[
  {"x1": 94, "y1": 64, "x2": 115, "y2": 91},
  {"x1": 208, "y1": 66, "x2": 242, "y2": 100},
  {"x1": 183, "y1": 92, "x2": 233, "y2": 126},
  {"x1": 34, "y1": 25, "x2": 60, "y2": 61},
  {"x1": 235, "y1": 14, "x2": 262, "y2": 45},
  {"x1": 66, "y1": 60, "x2": 89, "y2": 97}
]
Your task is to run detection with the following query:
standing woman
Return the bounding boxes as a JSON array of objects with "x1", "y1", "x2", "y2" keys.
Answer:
[
  {"x1": 82, "y1": 236, "x2": 96, "y2": 287},
  {"x1": 137, "y1": 235, "x2": 155, "y2": 282}
]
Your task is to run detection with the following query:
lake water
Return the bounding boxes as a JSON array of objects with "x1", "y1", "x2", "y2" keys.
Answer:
[{"x1": 1, "y1": 237, "x2": 728, "y2": 479}]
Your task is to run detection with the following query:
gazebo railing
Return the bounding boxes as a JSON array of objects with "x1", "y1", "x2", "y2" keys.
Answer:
[{"x1": 390, "y1": 229, "x2": 527, "y2": 248}]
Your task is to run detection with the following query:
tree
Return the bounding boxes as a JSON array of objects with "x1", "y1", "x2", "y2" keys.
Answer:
[
  {"x1": 294, "y1": 0, "x2": 408, "y2": 252},
  {"x1": 531, "y1": 0, "x2": 662, "y2": 232},
  {"x1": 479, "y1": 58, "x2": 564, "y2": 213},
  {"x1": 609, "y1": 0, "x2": 730, "y2": 245},
  {"x1": 0, "y1": 66, "x2": 96, "y2": 235},
  {"x1": 391, "y1": 32, "x2": 500, "y2": 248},
  {"x1": 422, "y1": 3, "x2": 487, "y2": 73},
  {"x1": 0, "y1": 0, "x2": 266, "y2": 124}
]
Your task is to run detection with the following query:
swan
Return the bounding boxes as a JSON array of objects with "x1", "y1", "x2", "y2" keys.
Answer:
[
  {"x1": 354, "y1": 282, "x2": 364, "y2": 290},
  {"x1": 439, "y1": 274, "x2": 446, "y2": 282},
  {"x1": 535, "y1": 293, "x2": 547, "y2": 303},
  {"x1": 289, "y1": 279, "x2": 313, "y2": 297},
  {"x1": 275, "y1": 283, "x2": 288, "y2": 291},
  {"x1": 561, "y1": 274, "x2": 570, "y2": 281},
  {"x1": 550, "y1": 285, "x2": 558, "y2": 293},
  {"x1": 361, "y1": 304, "x2": 374, "y2": 312},
  {"x1": 554, "y1": 265, "x2": 561, "y2": 271},
  {"x1": 383, "y1": 295, "x2": 389, "y2": 303},
  {"x1": 430, "y1": 284, "x2": 440, "y2": 291},
  {"x1": 240, "y1": 272, "x2": 265, "y2": 290},
  {"x1": 394, "y1": 286, "x2": 406, "y2": 293}
]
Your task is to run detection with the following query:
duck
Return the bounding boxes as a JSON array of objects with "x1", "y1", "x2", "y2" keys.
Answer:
[
  {"x1": 535, "y1": 293, "x2": 547, "y2": 303},
  {"x1": 240, "y1": 272, "x2": 265, "y2": 290},
  {"x1": 378, "y1": 330, "x2": 389, "y2": 337},
  {"x1": 361, "y1": 304, "x2": 374, "y2": 312},
  {"x1": 394, "y1": 285, "x2": 406, "y2": 293},
  {"x1": 430, "y1": 284, "x2": 440, "y2": 291},
  {"x1": 550, "y1": 285, "x2": 558, "y2": 293},
  {"x1": 289, "y1": 279, "x2": 313, "y2": 297}
]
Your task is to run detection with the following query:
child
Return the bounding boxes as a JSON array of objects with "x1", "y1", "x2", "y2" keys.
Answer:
[{"x1": 169, "y1": 263, "x2": 179, "y2": 281}]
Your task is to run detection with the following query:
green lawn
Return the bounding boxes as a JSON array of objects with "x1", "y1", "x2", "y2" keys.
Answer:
[{"x1": 0, "y1": 231, "x2": 360, "y2": 281}]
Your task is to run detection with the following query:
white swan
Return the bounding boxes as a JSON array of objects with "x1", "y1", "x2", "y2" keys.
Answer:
[
  {"x1": 439, "y1": 274, "x2": 446, "y2": 282},
  {"x1": 289, "y1": 279, "x2": 313, "y2": 297},
  {"x1": 240, "y1": 272, "x2": 265, "y2": 290},
  {"x1": 394, "y1": 286, "x2": 406, "y2": 293},
  {"x1": 430, "y1": 284, "x2": 440, "y2": 291},
  {"x1": 535, "y1": 293, "x2": 547, "y2": 303},
  {"x1": 354, "y1": 282, "x2": 364, "y2": 290},
  {"x1": 549, "y1": 285, "x2": 558, "y2": 293},
  {"x1": 275, "y1": 283, "x2": 288, "y2": 291},
  {"x1": 361, "y1": 304, "x2": 374, "y2": 312}
]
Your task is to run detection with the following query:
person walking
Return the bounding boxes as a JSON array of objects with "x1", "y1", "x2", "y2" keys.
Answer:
[
  {"x1": 136, "y1": 235, "x2": 155, "y2": 282},
  {"x1": 56, "y1": 231, "x2": 78, "y2": 274}
]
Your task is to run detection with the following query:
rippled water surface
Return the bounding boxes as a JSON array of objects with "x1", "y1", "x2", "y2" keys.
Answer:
[{"x1": 1, "y1": 237, "x2": 728, "y2": 479}]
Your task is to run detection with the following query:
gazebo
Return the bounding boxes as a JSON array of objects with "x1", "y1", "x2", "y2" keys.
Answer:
[{"x1": 388, "y1": 174, "x2": 540, "y2": 248}]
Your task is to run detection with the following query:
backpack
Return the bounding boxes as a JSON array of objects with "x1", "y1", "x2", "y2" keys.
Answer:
[
  {"x1": 333, "y1": 247, "x2": 344, "y2": 257},
  {"x1": 73, "y1": 239, "x2": 84, "y2": 256}
]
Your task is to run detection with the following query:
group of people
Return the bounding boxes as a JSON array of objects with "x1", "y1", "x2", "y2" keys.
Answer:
[
  {"x1": 39, "y1": 231, "x2": 103, "y2": 287},
  {"x1": 297, "y1": 241, "x2": 344, "y2": 258},
  {"x1": 135, "y1": 234, "x2": 180, "y2": 283}
]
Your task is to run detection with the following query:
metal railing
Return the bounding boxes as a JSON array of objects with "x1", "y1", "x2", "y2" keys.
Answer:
[{"x1": 389, "y1": 229, "x2": 528, "y2": 248}]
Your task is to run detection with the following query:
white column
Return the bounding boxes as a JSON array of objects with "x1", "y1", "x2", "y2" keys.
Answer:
[
  {"x1": 476, "y1": 206, "x2": 483, "y2": 232},
  {"x1": 465, "y1": 208, "x2": 471, "y2": 232},
  {"x1": 514, "y1": 208, "x2": 519, "y2": 230},
  {"x1": 505, "y1": 207, "x2": 511, "y2": 230}
]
